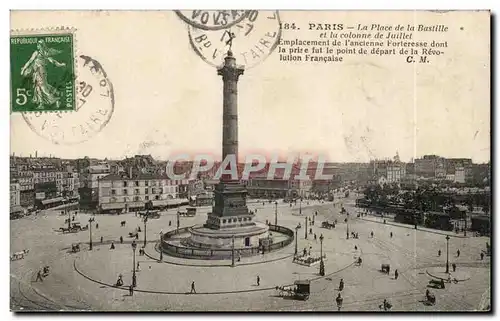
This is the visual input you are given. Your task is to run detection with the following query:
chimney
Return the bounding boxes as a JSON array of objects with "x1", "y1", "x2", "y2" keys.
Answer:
[{"x1": 35, "y1": 150, "x2": 38, "y2": 158}]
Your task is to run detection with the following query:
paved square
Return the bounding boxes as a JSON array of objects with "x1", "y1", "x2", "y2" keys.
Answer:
[{"x1": 10, "y1": 195, "x2": 491, "y2": 311}]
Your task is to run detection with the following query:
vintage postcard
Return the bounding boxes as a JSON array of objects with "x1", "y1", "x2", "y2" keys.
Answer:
[{"x1": 9, "y1": 10, "x2": 491, "y2": 312}]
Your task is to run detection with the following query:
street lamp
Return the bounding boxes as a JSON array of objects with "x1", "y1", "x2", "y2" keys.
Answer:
[
  {"x1": 305, "y1": 216, "x2": 308, "y2": 239},
  {"x1": 445, "y1": 235, "x2": 450, "y2": 274},
  {"x1": 294, "y1": 223, "x2": 301, "y2": 256},
  {"x1": 131, "y1": 240, "x2": 137, "y2": 287},
  {"x1": 159, "y1": 231, "x2": 163, "y2": 262},
  {"x1": 231, "y1": 235, "x2": 235, "y2": 267},
  {"x1": 463, "y1": 212, "x2": 467, "y2": 237},
  {"x1": 143, "y1": 213, "x2": 149, "y2": 248},
  {"x1": 88, "y1": 217, "x2": 95, "y2": 250},
  {"x1": 346, "y1": 217, "x2": 349, "y2": 239},
  {"x1": 176, "y1": 210, "x2": 180, "y2": 234},
  {"x1": 274, "y1": 201, "x2": 278, "y2": 226},
  {"x1": 319, "y1": 234, "x2": 325, "y2": 276}
]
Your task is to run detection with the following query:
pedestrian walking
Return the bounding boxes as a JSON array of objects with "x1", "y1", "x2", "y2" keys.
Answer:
[
  {"x1": 303, "y1": 248, "x2": 307, "y2": 256},
  {"x1": 120, "y1": 236, "x2": 123, "y2": 244},
  {"x1": 336, "y1": 293, "x2": 343, "y2": 311},
  {"x1": 394, "y1": 269, "x2": 399, "y2": 280},
  {"x1": 452, "y1": 263, "x2": 456, "y2": 272},
  {"x1": 339, "y1": 278, "x2": 344, "y2": 291},
  {"x1": 314, "y1": 234, "x2": 317, "y2": 241},
  {"x1": 110, "y1": 242, "x2": 115, "y2": 250},
  {"x1": 96, "y1": 223, "x2": 99, "y2": 229},
  {"x1": 354, "y1": 245, "x2": 358, "y2": 250},
  {"x1": 438, "y1": 249, "x2": 441, "y2": 256},
  {"x1": 129, "y1": 285, "x2": 134, "y2": 296},
  {"x1": 257, "y1": 275, "x2": 260, "y2": 286},
  {"x1": 481, "y1": 252, "x2": 484, "y2": 260},
  {"x1": 371, "y1": 231, "x2": 374, "y2": 238},
  {"x1": 390, "y1": 232, "x2": 393, "y2": 238},
  {"x1": 309, "y1": 246, "x2": 312, "y2": 256},
  {"x1": 457, "y1": 249, "x2": 460, "y2": 257},
  {"x1": 136, "y1": 234, "x2": 139, "y2": 240},
  {"x1": 35, "y1": 270, "x2": 43, "y2": 282},
  {"x1": 190, "y1": 281, "x2": 196, "y2": 294},
  {"x1": 100, "y1": 236, "x2": 103, "y2": 243}
]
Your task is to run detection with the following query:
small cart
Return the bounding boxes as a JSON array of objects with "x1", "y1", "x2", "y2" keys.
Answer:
[{"x1": 294, "y1": 280, "x2": 310, "y2": 301}]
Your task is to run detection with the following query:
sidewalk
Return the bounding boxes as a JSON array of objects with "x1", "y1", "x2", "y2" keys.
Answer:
[{"x1": 361, "y1": 216, "x2": 469, "y2": 238}]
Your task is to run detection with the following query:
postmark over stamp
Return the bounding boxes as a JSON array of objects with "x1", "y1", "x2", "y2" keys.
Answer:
[
  {"x1": 188, "y1": 11, "x2": 282, "y2": 69},
  {"x1": 175, "y1": 10, "x2": 249, "y2": 31},
  {"x1": 22, "y1": 54, "x2": 114, "y2": 145},
  {"x1": 10, "y1": 28, "x2": 77, "y2": 113}
]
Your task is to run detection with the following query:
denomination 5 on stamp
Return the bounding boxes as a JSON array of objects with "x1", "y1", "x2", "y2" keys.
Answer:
[{"x1": 10, "y1": 28, "x2": 76, "y2": 113}]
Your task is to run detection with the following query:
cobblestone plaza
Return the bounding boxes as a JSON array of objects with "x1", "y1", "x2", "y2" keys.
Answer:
[{"x1": 10, "y1": 194, "x2": 491, "y2": 311}]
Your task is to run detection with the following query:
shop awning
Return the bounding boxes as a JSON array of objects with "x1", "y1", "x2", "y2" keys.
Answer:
[
  {"x1": 41, "y1": 197, "x2": 64, "y2": 205},
  {"x1": 152, "y1": 200, "x2": 169, "y2": 206},
  {"x1": 101, "y1": 203, "x2": 126, "y2": 210},
  {"x1": 127, "y1": 202, "x2": 145, "y2": 208}
]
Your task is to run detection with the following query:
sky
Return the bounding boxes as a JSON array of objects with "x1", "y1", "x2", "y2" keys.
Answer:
[{"x1": 10, "y1": 11, "x2": 490, "y2": 163}]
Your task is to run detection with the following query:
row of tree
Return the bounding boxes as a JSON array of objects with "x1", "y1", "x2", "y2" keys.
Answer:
[{"x1": 362, "y1": 183, "x2": 490, "y2": 214}]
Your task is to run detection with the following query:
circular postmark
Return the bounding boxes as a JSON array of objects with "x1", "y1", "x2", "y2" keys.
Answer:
[
  {"x1": 175, "y1": 10, "x2": 250, "y2": 31},
  {"x1": 22, "y1": 54, "x2": 114, "y2": 145},
  {"x1": 188, "y1": 10, "x2": 282, "y2": 69}
]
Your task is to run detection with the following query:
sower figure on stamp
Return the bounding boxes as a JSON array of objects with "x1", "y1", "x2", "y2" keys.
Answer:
[{"x1": 20, "y1": 40, "x2": 66, "y2": 109}]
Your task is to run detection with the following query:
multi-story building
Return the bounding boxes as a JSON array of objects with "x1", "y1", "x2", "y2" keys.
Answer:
[
  {"x1": 369, "y1": 153, "x2": 406, "y2": 183},
  {"x1": 79, "y1": 162, "x2": 111, "y2": 209},
  {"x1": 188, "y1": 180, "x2": 205, "y2": 199},
  {"x1": 414, "y1": 155, "x2": 446, "y2": 178},
  {"x1": 98, "y1": 173, "x2": 180, "y2": 212},
  {"x1": 246, "y1": 178, "x2": 291, "y2": 198},
  {"x1": 32, "y1": 165, "x2": 58, "y2": 185},
  {"x1": 62, "y1": 171, "x2": 80, "y2": 197},
  {"x1": 454, "y1": 167, "x2": 466, "y2": 184},
  {"x1": 10, "y1": 180, "x2": 23, "y2": 218},
  {"x1": 10, "y1": 181, "x2": 21, "y2": 208},
  {"x1": 387, "y1": 162, "x2": 406, "y2": 182}
]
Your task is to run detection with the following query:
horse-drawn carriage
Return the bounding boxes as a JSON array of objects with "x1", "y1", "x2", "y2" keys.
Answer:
[
  {"x1": 129, "y1": 231, "x2": 139, "y2": 238},
  {"x1": 321, "y1": 221, "x2": 335, "y2": 229},
  {"x1": 60, "y1": 222, "x2": 87, "y2": 233},
  {"x1": 10, "y1": 249, "x2": 29, "y2": 261},
  {"x1": 139, "y1": 210, "x2": 161, "y2": 219},
  {"x1": 275, "y1": 280, "x2": 310, "y2": 300},
  {"x1": 428, "y1": 278, "x2": 445, "y2": 289}
]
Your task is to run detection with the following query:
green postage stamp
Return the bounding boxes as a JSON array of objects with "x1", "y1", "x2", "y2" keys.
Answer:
[{"x1": 10, "y1": 29, "x2": 76, "y2": 112}]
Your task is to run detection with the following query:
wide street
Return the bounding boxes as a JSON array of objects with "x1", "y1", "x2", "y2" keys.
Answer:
[{"x1": 10, "y1": 194, "x2": 491, "y2": 311}]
